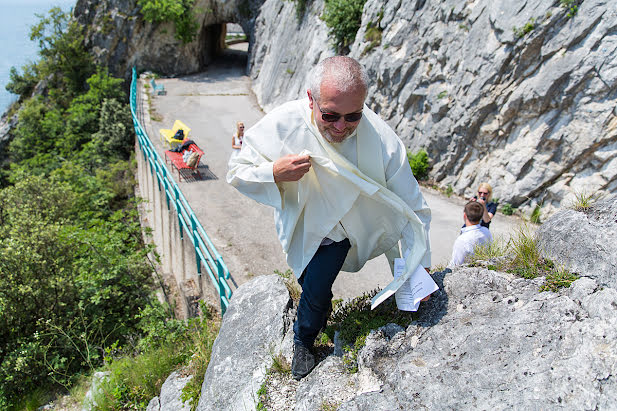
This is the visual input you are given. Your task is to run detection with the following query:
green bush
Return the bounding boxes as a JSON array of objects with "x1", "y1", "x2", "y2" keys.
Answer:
[
  {"x1": 0, "y1": 9, "x2": 153, "y2": 407},
  {"x1": 321, "y1": 0, "x2": 366, "y2": 53},
  {"x1": 501, "y1": 202, "x2": 515, "y2": 215},
  {"x1": 324, "y1": 290, "x2": 416, "y2": 372},
  {"x1": 92, "y1": 303, "x2": 220, "y2": 410},
  {"x1": 407, "y1": 149, "x2": 429, "y2": 180},
  {"x1": 138, "y1": 0, "x2": 199, "y2": 43}
]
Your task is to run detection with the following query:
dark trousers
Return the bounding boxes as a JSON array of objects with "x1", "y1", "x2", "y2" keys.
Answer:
[{"x1": 293, "y1": 238, "x2": 351, "y2": 348}]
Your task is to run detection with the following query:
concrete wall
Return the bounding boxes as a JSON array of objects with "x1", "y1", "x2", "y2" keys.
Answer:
[{"x1": 133, "y1": 81, "x2": 220, "y2": 319}]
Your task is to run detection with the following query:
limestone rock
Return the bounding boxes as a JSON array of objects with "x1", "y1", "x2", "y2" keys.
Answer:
[
  {"x1": 81, "y1": 371, "x2": 110, "y2": 410},
  {"x1": 192, "y1": 266, "x2": 617, "y2": 409},
  {"x1": 248, "y1": 0, "x2": 617, "y2": 215},
  {"x1": 146, "y1": 371, "x2": 193, "y2": 411},
  {"x1": 537, "y1": 197, "x2": 617, "y2": 288},
  {"x1": 196, "y1": 274, "x2": 293, "y2": 410},
  {"x1": 73, "y1": 0, "x2": 251, "y2": 80}
]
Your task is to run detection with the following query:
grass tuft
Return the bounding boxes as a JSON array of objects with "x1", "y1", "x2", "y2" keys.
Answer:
[
  {"x1": 570, "y1": 191, "x2": 600, "y2": 212},
  {"x1": 469, "y1": 224, "x2": 579, "y2": 292},
  {"x1": 269, "y1": 351, "x2": 291, "y2": 375},
  {"x1": 325, "y1": 290, "x2": 417, "y2": 373},
  {"x1": 540, "y1": 266, "x2": 579, "y2": 292},
  {"x1": 275, "y1": 269, "x2": 302, "y2": 302}
]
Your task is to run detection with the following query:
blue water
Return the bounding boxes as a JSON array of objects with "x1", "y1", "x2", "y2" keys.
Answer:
[{"x1": 0, "y1": 0, "x2": 75, "y2": 115}]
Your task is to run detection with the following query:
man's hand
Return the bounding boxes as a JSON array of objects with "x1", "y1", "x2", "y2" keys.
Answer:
[{"x1": 273, "y1": 154, "x2": 311, "y2": 183}]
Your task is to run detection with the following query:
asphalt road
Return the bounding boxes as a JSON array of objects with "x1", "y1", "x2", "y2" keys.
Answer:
[{"x1": 146, "y1": 44, "x2": 521, "y2": 301}]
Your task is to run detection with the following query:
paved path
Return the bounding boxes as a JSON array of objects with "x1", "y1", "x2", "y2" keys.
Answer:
[{"x1": 146, "y1": 45, "x2": 521, "y2": 301}]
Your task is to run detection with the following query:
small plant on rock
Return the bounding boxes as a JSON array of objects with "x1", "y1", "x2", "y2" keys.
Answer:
[
  {"x1": 570, "y1": 191, "x2": 600, "y2": 212},
  {"x1": 560, "y1": 0, "x2": 581, "y2": 18},
  {"x1": 275, "y1": 268, "x2": 301, "y2": 302},
  {"x1": 445, "y1": 185, "x2": 454, "y2": 197},
  {"x1": 361, "y1": 9, "x2": 384, "y2": 56},
  {"x1": 530, "y1": 204, "x2": 542, "y2": 224},
  {"x1": 325, "y1": 290, "x2": 416, "y2": 373},
  {"x1": 513, "y1": 18, "x2": 536, "y2": 38},
  {"x1": 469, "y1": 225, "x2": 579, "y2": 292}
]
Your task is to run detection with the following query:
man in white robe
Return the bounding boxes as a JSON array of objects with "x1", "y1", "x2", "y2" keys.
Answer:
[{"x1": 227, "y1": 56, "x2": 431, "y2": 379}]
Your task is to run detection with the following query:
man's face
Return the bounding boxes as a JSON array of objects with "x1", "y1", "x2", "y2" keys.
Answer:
[{"x1": 308, "y1": 81, "x2": 365, "y2": 143}]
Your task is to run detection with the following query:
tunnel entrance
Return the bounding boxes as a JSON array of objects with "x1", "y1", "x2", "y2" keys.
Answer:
[{"x1": 198, "y1": 23, "x2": 249, "y2": 72}]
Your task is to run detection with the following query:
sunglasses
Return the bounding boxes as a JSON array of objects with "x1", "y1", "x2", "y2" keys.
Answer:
[
  {"x1": 478, "y1": 191, "x2": 489, "y2": 195},
  {"x1": 314, "y1": 100, "x2": 363, "y2": 123}
]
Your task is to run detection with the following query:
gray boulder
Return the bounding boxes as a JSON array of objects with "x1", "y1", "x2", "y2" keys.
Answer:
[
  {"x1": 146, "y1": 371, "x2": 193, "y2": 411},
  {"x1": 81, "y1": 371, "x2": 110, "y2": 410},
  {"x1": 196, "y1": 274, "x2": 293, "y2": 410},
  {"x1": 538, "y1": 197, "x2": 617, "y2": 288},
  {"x1": 197, "y1": 264, "x2": 616, "y2": 409}
]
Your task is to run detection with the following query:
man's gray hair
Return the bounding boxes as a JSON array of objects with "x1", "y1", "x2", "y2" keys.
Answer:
[{"x1": 308, "y1": 56, "x2": 369, "y2": 101}]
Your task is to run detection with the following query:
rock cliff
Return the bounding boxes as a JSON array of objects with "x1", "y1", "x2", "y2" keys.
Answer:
[
  {"x1": 74, "y1": 0, "x2": 616, "y2": 216},
  {"x1": 248, "y1": 0, "x2": 617, "y2": 217},
  {"x1": 192, "y1": 198, "x2": 617, "y2": 409}
]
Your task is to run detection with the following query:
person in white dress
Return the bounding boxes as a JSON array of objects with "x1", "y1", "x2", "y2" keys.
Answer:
[{"x1": 230, "y1": 121, "x2": 244, "y2": 160}]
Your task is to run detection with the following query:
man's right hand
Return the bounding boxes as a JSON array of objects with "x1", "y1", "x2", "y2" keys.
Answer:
[{"x1": 273, "y1": 154, "x2": 311, "y2": 183}]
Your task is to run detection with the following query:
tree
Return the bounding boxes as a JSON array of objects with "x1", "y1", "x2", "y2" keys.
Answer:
[{"x1": 30, "y1": 7, "x2": 94, "y2": 99}]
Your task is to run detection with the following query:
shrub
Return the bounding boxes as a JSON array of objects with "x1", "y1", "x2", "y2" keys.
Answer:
[
  {"x1": 325, "y1": 290, "x2": 416, "y2": 372},
  {"x1": 501, "y1": 202, "x2": 515, "y2": 215},
  {"x1": 322, "y1": 0, "x2": 366, "y2": 53},
  {"x1": 407, "y1": 149, "x2": 429, "y2": 180},
  {"x1": 93, "y1": 302, "x2": 219, "y2": 410},
  {"x1": 137, "y1": 0, "x2": 199, "y2": 43}
]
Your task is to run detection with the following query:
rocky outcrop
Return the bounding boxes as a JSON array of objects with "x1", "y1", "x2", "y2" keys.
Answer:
[
  {"x1": 248, "y1": 0, "x2": 617, "y2": 218},
  {"x1": 538, "y1": 197, "x2": 617, "y2": 288},
  {"x1": 72, "y1": 0, "x2": 256, "y2": 80},
  {"x1": 193, "y1": 198, "x2": 617, "y2": 409},
  {"x1": 196, "y1": 275, "x2": 294, "y2": 410},
  {"x1": 146, "y1": 371, "x2": 193, "y2": 411}
]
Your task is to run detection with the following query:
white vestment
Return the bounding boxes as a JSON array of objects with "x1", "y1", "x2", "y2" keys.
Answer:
[{"x1": 227, "y1": 98, "x2": 431, "y2": 307}]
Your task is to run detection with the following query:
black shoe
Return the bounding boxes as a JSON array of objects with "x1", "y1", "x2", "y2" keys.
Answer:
[{"x1": 292, "y1": 344, "x2": 315, "y2": 380}]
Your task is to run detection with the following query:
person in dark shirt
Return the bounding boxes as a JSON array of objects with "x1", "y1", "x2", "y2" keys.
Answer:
[{"x1": 471, "y1": 182, "x2": 497, "y2": 229}]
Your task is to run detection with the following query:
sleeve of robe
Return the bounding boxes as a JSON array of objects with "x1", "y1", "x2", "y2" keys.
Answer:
[
  {"x1": 226, "y1": 136, "x2": 283, "y2": 211},
  {"x1": 384, "y1": 138, "x2": 432, "y2": 268}
]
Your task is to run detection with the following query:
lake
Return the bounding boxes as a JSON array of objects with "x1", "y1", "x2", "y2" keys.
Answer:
[{"x1": 0, "y1": 0, "x2": 75, "y2": 114}]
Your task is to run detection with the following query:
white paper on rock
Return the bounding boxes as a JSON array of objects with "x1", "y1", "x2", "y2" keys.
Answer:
[{"x1": 393, "y1": 258, "x2": 439, "y2": 311}]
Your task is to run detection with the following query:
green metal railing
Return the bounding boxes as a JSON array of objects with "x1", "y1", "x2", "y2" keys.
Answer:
[{"x1": 130, "y1": 67, "x2": 233, "y2": 315}]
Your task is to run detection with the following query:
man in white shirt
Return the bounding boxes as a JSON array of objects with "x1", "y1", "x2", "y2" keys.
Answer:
[
  {"x1": 227, "y1": 56, "x2": 431, "y2": 379},
  {"x1": 449, "y1": 201, "x2": 493, "y2": 267}
]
